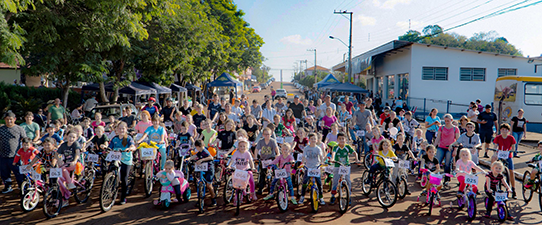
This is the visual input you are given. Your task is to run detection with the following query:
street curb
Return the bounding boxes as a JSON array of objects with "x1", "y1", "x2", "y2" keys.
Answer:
[{"x1": 479, "y1": 159, "x2": 524, "y2": 182}]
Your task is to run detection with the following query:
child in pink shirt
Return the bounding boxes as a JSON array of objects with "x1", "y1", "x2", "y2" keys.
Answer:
[
  {"x1": 91, "y1": 112, "x2": 106, "y2": 130},
  {"x1": 229, "y1": 138, "x2": 256, "y2": 199},
  {"x1": 262, "y1": 143, "x2": 297, "y2": 205},
  {"x1": 455, "y1": 148, "x2": 486, "y2": 195}
]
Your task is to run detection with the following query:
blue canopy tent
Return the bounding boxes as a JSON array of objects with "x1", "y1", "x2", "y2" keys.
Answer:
[
  {"x1": 206, "y1": 72, "x2": 243, "y2": 100},
  {"x1": 313, "y1": 74, "x2": 341, "y2": 89},
  {"x1": 320, "y1": 83, "x2": 369, "y2": 93}
]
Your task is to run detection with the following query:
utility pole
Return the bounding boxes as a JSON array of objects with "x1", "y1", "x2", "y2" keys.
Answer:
[
  {"x1": 280, "y1": 70, "x2": 283, "y2": 89},
  {"x1": 334, "y1": 10, "x2": 353, "y2": 84},
  {"x1": 307, "y1": 49, "x2": 317, "y2": 86}
]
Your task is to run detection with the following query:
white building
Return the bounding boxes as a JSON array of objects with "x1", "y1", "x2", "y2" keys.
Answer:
[{"x1": 333, "y1": 40, "x2": 542, "y2": 117}]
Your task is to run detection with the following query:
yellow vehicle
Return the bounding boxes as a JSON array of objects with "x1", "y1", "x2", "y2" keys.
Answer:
[{"x1": 495, "y1": 76, "x2": 542, "y2": 132}]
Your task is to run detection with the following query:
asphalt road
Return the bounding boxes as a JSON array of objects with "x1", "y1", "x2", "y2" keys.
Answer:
[{"x1": 2, "y1": 82, "x2": 542, "y2": 225}]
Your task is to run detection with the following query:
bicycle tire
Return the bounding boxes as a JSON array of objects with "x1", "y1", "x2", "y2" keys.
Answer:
[
  {"x1": 235, "y1": 189, "x2": 241, "y2": 216},
  {"x1": 43, "y1": 185, "x2": 62, "y2": 218},
  {"x1": 397, "y1": 176, "x2": 408, "y2": 199},
  {"x1": 198, "y1": 183, "x2": 205, "y2": 213},
  {"x1": 20, "y1": 180, "x2": 31, "y2": 197},
  {"x1": 539, "y1": 179, "x2": 542, "y2": 212},
  {"x1": 144, "y1": 161, "x2": 154, "y2": 198},
  {"x1": 310, "y1": 186, "x2": 319, "y2": 213},
  {"x1": 363, "y1": 154, "x2": 373, "y2": 170},
  {"x1": 21, "y1": 189, "x2": 40, "y2": 212},
  {"x1": 100, "y1": 172, "x2": 118, "y2": 212},
  {"x1": 377, "y1": 179, "x2": 397, "y2": 208},
  {"x1": 361, "y1": 171, "x2": 371, "y2": 196},
  {"x1": 522, "y1": 170, "x2": 533, "y2": 203},
  {"x1": 467, "y1": 195, "x2": 476, "y2": 221},
  {"x1": 75, "y1": 169, "x2": 95, "y2": 203},
  {"x1": 497, "y1": 204, "x2": 507, "y2": 222},
  {"x1": 338, "y1": 181, "x2": 349, "y2": 213},
  {"x1": 223, "y1": 177, "x2": 234, "y2": 204},
  {"x1": 277, "y1": 186, "x2": 288, "y2": 212},
  {"x1": 428, "y1": 193, "x2": 434, "y2": 215}
]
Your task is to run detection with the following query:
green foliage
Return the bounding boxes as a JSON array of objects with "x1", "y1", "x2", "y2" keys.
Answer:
[
  {"x1": 252, "y1": 65, "x2": 272, "y2": 83},
  {"x1": 299, "y1": 75, "x2": 321, "y2": 88},
  {"x1": 398, "y1": 25, "x2": 522, "y2": 56}
]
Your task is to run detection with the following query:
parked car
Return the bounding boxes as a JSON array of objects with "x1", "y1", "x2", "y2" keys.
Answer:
[
  {"x1": 252, "y1": 86, "x2": 261, "y2": 93},
  {"x1": 92, "y1": 103, "x2": 138, "y2": 124},
  {"x1": 275, "y1": 89, "x2": 287, "y2": 99}
]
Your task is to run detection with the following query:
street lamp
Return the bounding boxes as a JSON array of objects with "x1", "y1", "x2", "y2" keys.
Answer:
[{"x1": 330, "y1": 35, "x2": 352, "y2": 84}]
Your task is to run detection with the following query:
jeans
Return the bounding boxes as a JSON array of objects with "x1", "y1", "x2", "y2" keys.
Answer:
[
  {"x1": 173, "y1": 184, "x2": 182, "y2": 200},
  {"x1": 157, "y1": 144, "x2": 166, "y2": 170},
  {"x1": 512, "y1": 131, "x2": 524, "y2": 157},
  {"x1": 269, "y1": 177, "x2": 294, "y2": 197},
  {"x1": 120, "y1": 163, "x2": 132, "y2": 201},
  {"x1": 349, "y1": 126, "x2": 369, "y2": 159},
  {"x1": 0, "y1": 157, "x2": 24, "y2": 188},
  {"x1": 426, "y1": 130, "x2": 437, "y2": 144},
  {"x1": 300, "y1": 172, "x2": 323, "y2": 198},
  {"x1": 436, "y1": 147, "x2": 453, "y2": 178},
  {"x1": 331, "y1": 167, "x2": 351, "y2": 195}
]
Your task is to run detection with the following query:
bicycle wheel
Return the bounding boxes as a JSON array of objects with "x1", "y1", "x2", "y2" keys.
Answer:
[
  {"x1": 338, "y1": 181, "x2": 349, "y2": 213},
  {"x1": 522, "y1": 171, "x2": 533, "y2": 203},
  {"x1": 198, "y1": 183, "x2": 205, "y2": 213},
  {"x1": 467, "y1": 195, "x2": 477, "y2": 221},
  {"x1": 215, "y1": 166, "x2": 223, "y2": 184},
  {"x1": 144, "y1": 161, "x2": 154, "y2": 198},
  {"x1": 363, "y1": 154, "x2": 373, "y2": 170},
  {"x1": 43, "y1": 185, "x2": 62, "y2": 218},
  {"x1": 126, "y1": 168, "x2": 136, "y2": 196},
  {"x1": 75, "y1": 169, "x2": 95, "y2": 203},
  {"x1": 223, "y1": 177, "x2": 234, "y2": 204},
  {"x1": 539, "y1": 179, "x2": 542, "y2": 212},
  {"x1": 497, "y1": 204, "x2": 507, "y2": 222},
  {"x1": 21, "y1": 189, "x2": 40, "y2": 212},
  {"x1": 428, "y1": 193, "x2": 434, "y2": 215},
  {"x1": 457, "y1": 194, "x2": 465, "y2": 210},
  {"x1": 100, "y1": 172, "x2": 118, "y2": 212},
  {"x1": 397, "y1": 176, "x2": 408, "y2": 199},
  {"x1": 276, "y1": 186, "x2": 288, "y2": 212},
  {"x1": 20, "y1": 180, "x2": 32, "y2": 197},
  {"x1": 420, "y1": 174, "x2": 428, "y2": 188},
  {"x1": 235, "y1": 189, "x2": 241, "y2": 216},
  {"x1": 296, "y1": 170, "x2": 304, "y2": 197},
  {"x1": 361, "y1": 171, "x2": 372, "y2": 196},
  {"x1": 377, "y1": 180, "x2": 397, "y2": 208},
  {"x1": 310, "y1": 186, "x2": 319, "y2": 213}
]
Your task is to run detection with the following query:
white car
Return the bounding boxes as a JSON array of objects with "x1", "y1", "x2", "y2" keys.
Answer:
[{"x1": 275, "y1": 89, "x2": 287, "y2": 99}]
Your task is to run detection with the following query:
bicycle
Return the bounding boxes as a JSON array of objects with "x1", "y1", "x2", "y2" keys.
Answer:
[
  {"x1": 488, "y1": 148, "x2": 525, "y2": 188},
  {"x1": 303, "y1": 164, "x2": 324, "y2": 213},
  {"x1": 454, "y1": 170, "x2": 486, "y2": 221},
  {"x1": 417, "y1": 168, "x2": 453, "y2": 215},
  {"x1": 19, "y1": 166, "x2": 46, "y2": 212},
  {"x1": 230, "y1": 168, "x2": 254, "y2": 216},
  {"x1": 191, "y1": 159, "x2": 213, "y2": 213},
  {"x1": 361, "y1": 155, "x2": 398, "y2": 208},
  {"x1": 330, "y1": 161, "x2": 353, "y2": 213},
  {"x1": 99, "y1": 147, "x2": 134, "y2": 212},
  {"x1": 268, "y1": 162, "x2": 295, "y2": 212},
  {"x1": 484, "y1": 190, "x2": 510, "y2": 222},
  {"x1": 395, "y1": 158, "x2": 413, "y2": 199},
  {"x1": 137, "y1": 142, "x2": 161, "y2": 198},
  {"x1": 522, "y1": 162, "x2": 542, "y2": 211}
]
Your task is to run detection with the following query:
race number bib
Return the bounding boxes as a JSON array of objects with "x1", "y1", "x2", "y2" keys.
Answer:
[
  {"x1": 296, "y1": 153, "x2": 303, "y2": 162},
  {"x1": 87, "y1": 154, "x2": 99, "y2": 163},
  {"x1": 274, "y1": 169, "x2": 288, "y2": 179},
  {"x1": 356, "y1": 130, "x2": 365, "y2": 137},
  {"x1": 398, "y1": 160, "x2": 410, "y2": 169},
  {"x1": 105, "y1": 151, "x2": 122, "y2": 162},
  {"x1": 497, "y1": 151, "x2": 509, "y2": 159},
  {"x1": 19, "y1": 166, "x2": 32, "y2": 174},
  {"x1": 194, "y1": 163, "x2": 208, "y2": 172},
  {"x1": 384, "y1": 158, "x2": 395, "y2": 168},
  {"x1": 495, "y1": 192, "x2": 508, "y2": 201},
  {"x1": 233, "y1": 169, "x2": 249, "y2": 180},
  {"x1": 32, "y1": 171, "x2": 41, "y2": 181},
  {"x1": 164, "y1": 121, "x2": 173, "y2": 127},
  {"x1": 308, "y1": 168, "x2": 321, "y2": 177},
  {"x1": 324, "y1": 165, "x2": 334, "y2": 174},
  {"x1": 338, "y1": 166, "x2": 350, "y2": 175},
  {"x1": 284, "y1": 136, "x2": 294, "y2": 143},
  {"x1": 140, "y1": 148, "x2": 156, "y2": 160},
  {"x1": 276, "y1": 137, "x2": 284, "y2": 144},
  {"x1": 49, "y1": 168, "x2": 62, "y2": 179},
  {"x1": 465, "y1": 174, "x2": 479, "y2": 185}
]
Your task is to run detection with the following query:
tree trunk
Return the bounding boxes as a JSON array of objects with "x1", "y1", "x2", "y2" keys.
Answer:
[
  {"x1": 112, "y1": 87, "x2": 119, "y2": 103},
  {"x1": 99, "y1": 82, "x2": 109, "y2": 103},
  {"x1": 61, "y1": 83, "x2": 70, "y2": 109}
]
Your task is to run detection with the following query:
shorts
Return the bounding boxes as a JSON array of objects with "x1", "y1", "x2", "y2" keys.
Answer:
[
  {"x1": 505, "y1": 157, "x2": 514, "y2": 170},
  {"x1": 479, "y1": 130, "x2": 493, "y2": 144},
  {"x1": 199, "y1": 168, "x2": 215, "y2": 183}
]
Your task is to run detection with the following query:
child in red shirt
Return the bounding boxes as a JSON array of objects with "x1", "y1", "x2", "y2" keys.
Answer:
[
  {"x1": 12, "y1": 138, "x2": 39, "y2": 166},
  {"x1": 491, "y1": 123, "x2": 517, "y2": 198}
]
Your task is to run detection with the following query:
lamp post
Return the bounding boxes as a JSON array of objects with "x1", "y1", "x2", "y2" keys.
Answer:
[
  {"x1": 329, "y1": 35, "x2": 351, "y2": 82},
  {"x1": 333, "y1": 10, "x2": 353, "y2": 83}
]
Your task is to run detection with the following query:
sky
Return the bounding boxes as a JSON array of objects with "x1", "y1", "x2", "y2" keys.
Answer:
[{"x1": 233, "y1": 0, "x2": 542, "y2": 81}]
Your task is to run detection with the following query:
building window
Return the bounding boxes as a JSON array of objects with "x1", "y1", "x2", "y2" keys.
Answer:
[
  {"x1": 460, "y1": 68, "x2": 486, "y2": 81},
  {"x1": 387, "y1": 75, "x2": 395, "y2": 100},
  {"x1": 525, "y1": 83, "x2": 542, "y2": 105},
  {"x1": 422, "y1": 67, "x2": 448, "y2": 80},
  {"x1": 498, "y1": 68, "x2": 517, "y2": 77},
  {"x1": 377, "y1": 77, "x2": 383, "y2": 98},
  {"x1": 398, "y1": 73, "x2": 409, "y2": 100}
]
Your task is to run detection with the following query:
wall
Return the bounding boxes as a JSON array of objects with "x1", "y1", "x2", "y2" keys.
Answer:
[
  {"x1": 373, "y1": 48, "x2": 411, "y2": 104},
  {"x1": 0, "y1": 69, "x2": 20, "y2": 85}
]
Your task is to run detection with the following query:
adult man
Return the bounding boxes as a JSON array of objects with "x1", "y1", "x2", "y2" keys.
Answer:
[
  {"x1": 207, "y1": 94, "x2": 222, "y2": 122},
  {"x1": 478, "y1": 104, "x2": 498, "y2": 158},
  {"x1": 288, "y1": 95, "x2": 305, "y2": 121},
  {"x1": 343, "y1": 96, "x2": 354, "y2": 114},
  {"x1": 48, "y1": 98, "x2": 66, "y2": 125},
  {"x1": 351, "y1": 101, "x2": 373, "y2": 157},
  {"x1": 83, "y1": 95, "x2": 98, "y2": 118},
  {"x1": 0, "y1": 111, "x2": 27, "y2": 193},
  {"x1": 261, "y1": 95, "x2": 271, "y2": 109},
  {"x1": 34, "y1": 108, "x2": 47, "y2": 128},
  {"x1": 319, "y1": 95, "x2": 336, "y2": 115},
  {"x1": 161, "y1": 98, "x2": 176, "y2": 123},
  {"x1": 224, "y1": 103, "x2": 240, "y2": 124}
]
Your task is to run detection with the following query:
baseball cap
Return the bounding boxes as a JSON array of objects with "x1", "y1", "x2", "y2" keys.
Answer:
[
  {"x1": 148, "y1": 97, "x2": 156, "y2": 102},
  {"x1": 358, "y1": 101, "x2": 366, "y2": 105},
  {"x1": 294, "y1": 95, "x2": 299, "y2": 99},
  {"x1": 485, "y1": 104, "x2": 492, "y2": 109},
  {"x1": 166, "y1": 97, "x2": 173, "y2": 102},
  {"x1": 46, "y1": 124, "x2": 56, "y2": 129}
]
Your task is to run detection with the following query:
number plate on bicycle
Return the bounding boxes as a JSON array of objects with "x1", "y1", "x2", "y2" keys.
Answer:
[
  {"x1": 274, "y1": 169, "x2": 288, "y2": 179},
  {"x1": 384, "y1": 158, "x2": 395, "y2": 168},
  {"x1": 276, "y1": 137, "x2": 284, "y2": 144},
  {"x1": 284, "y1": 137, "x2": 294, "y2": 143},
  {"x1": 194, "y1": 163, "x2": 208, "y2": 172},
  {"x1": 308, "y1": 168, "x2": 321, "y2": 177},
  {"x1": 398, "y1": 160, "x2": 410, "y2": 169},
  {"x1": 356, "y1": 130, "x2": 365, "y2": 136},
  {"x1": 87, "y1": 154, "x2": 99, "y2": 163},
  {"x1": 19, "y1": 166, "x2": 32, "y2": 174},
  {"x1": 32, "y1": 171, "x2": 41, "y2": 181},
  {"x1": 49, "y1": 168, "x2": 62, "y2": 178},
  {"x1": 234, "y1": 170, "x2": 249, "y2": 180},
  {"x1": 495, "y1": 192, "x2": 508, "y2": 201},
  {"x1": 105, "y1": 151, "x2": 122, "y2": 161},
  {"x1": 296, "y1": 153, "x2": 303, "y2": 162},
  {"x1": 497, "y1": 151, "x2": 509, "y2": 159},
  {"x1": 140, "y1": 148, "x2": 156, "y2": 160},
  {"x1": 338, "y1": 166, "x2": 350, "y2": 175},
  {"x1": 233, "y1": 170, "x2": 249, "y2": 189},
  {"x1": 465, "y1": 174, "x2": 478, "y2": 185},
  {"x1": 324, "y1": 165, "x2": 334, "y2": 174}
]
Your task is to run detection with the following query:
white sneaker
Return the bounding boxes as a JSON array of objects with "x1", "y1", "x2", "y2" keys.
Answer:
[
  {"x1": 299, "y1": 196, "x2": 305, "y2": 204},
  {"x1": 319, "y1": 198, "x2": 326, "y2": 205},
  {"x1": 67, "y1": 183, "x2": 76, "y2": 190}
]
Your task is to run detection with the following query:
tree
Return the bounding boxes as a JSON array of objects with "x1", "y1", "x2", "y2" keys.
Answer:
[
  {"x1": 398, "y1": 30, "x2": 421, "y2": 42},
  {"x1": 0, "y1": 0, "x2": 40, "y2": 67}
]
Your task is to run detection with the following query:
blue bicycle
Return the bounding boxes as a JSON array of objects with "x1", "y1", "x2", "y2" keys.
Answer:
[{"x1": 191, "y1": 160, "x2": 213, "y2": 214}]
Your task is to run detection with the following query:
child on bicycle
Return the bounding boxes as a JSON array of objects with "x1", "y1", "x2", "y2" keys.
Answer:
[
  {"x1": 28, "y1": 137, "x2": 58, "y2": 175},
  {"x1": 490, "y1": 123, "x2": 517, "y2": 199},
  {"x1": 228, "y1": 138, "x2": 257, "y2": 200},
  {"x1": 199, "y1": 119, "x2": 217, "y2": 147},
  {"x1": 255, "y1": 127, "x2": 280, "y2": 195},
  {"x1": 293, "y1": 128, "x2": 308, "y2": 162},
  {"x1": 273, "y1": 114, "x2": 291, "y2": 138},
  {"x1": 86, "y1": 126, "x2": 109, "y2": 153},
  {"x1": 411, "y1": 129, "x2": 424, "y2": 158},
  {"x1": 420, "y1": 145, "x2": 441, "y2": 196},
  {"x1": 214, "y1": 119, "x2": 237, "y2": 157},
  {"x1": 91, "y1": 112, "x2": 106, "y2": 130},
  {"x1": 191, "y1": 139, "x2": 216, "y2": 205},
  {"x1": 455, "y1": 148, "x2": 486, "y2": 196},
  {"x1": 370, "y1": 126, "x2": 384, "y2": 153},
  {"x1": 177, "y1": 121, "x2": 194, "y2": 148},
  {"x1": 13, "y1": 138, "x2": 39, "y2": 166},
  {"x1": 108, "y1": 121, "x2": 136, "y2": 205},
  {"x1": 367, "y1": 139, "x2": 396, "y2": 185},
  {"x1": 392, "y1": 133, "x2": 415, "y2": 194},
  {"x1": 136, "y1": 114, "x2": 167, "y2": 170},
  {"x1": 41, "y1": 124, "x2": 62, "y2": 146},
  {"x1": 484, "y1": 161, "x2": 513, "y2": 220},
  {"x1": 324, "y1": 123, "x2": 339, "y2": 146},
  {"x1": 263, "y1": 143, "x2": 297, "y2": 205},
  {"x1": 330, "y1": 132, "x2": 359, "y2": 205},
  {"x1": 57, "y1": 130, "x2": 82, "y2": 190},
  {"x1": 81, "y1": 117, "x2": 94, "y2": 140},
  {"x1": 299, "y1": 133, "x2": 325, "y2": 205},
  {"x1": 524, "y1": 141, "x2": 542, "y2": 189}
]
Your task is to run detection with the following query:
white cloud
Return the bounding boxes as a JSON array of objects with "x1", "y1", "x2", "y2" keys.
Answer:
[
  {"x1": 280, "y1": 34, "x2": 313, "y2": 45},
  {"x1": 355, "y1": 15, "x2": 376, "y2": 26},
  {"x1": 396, "y1": 20, "x2": 423, "y2": 30},
  {"x1": 373, "y1": 0, "x2": 412, "y2": 9}
]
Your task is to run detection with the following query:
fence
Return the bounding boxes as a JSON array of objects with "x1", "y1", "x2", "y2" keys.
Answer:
[{"x1": 407, "y1": 97, "x2": 487, "y2": 121}]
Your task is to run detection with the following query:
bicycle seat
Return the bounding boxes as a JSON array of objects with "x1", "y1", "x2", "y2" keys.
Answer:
[{"x1": 528, "y1": 163, "x2": 538, "y2": 168}]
